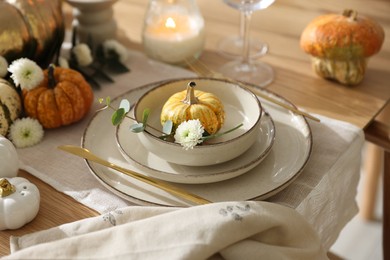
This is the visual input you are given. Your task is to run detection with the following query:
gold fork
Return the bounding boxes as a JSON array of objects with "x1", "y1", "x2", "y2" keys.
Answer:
[
  {"x1": 185, "y1": 58, "x2": 320, "y2": 123},
  {"x1": 58, "y1": 145, "x2": 211, "y2": 205}
]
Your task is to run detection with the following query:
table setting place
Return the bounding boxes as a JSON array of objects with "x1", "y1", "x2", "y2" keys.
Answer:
[{"x1": 1, "y1": 0, "x2": 386, "y2": 259}]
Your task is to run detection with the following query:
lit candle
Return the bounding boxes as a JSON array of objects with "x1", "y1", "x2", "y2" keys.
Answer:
[{"x1": 142, "y1": 13, "x2": 205, "y2": 64}]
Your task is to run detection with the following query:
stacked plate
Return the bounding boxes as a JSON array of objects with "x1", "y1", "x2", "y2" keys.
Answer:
[{"x1": 82, "y1": 79, "x2": 312, "y2": 207}]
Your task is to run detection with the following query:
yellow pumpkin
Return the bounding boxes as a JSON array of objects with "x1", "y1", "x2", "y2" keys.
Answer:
[
  {"x1": 0, "y1": 79, "x2": 22, "y2": 136},
  {"x1": 160, "y1": 81, "x2": 225, "y2": 135},
  {"x1": 300, "y1": 9, "x2": 385, "y2": 85}
]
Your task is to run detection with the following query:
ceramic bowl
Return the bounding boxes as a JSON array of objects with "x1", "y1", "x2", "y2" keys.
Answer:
[{"x1": 133, "y1": 78, "x2": 262, "y2": 166}]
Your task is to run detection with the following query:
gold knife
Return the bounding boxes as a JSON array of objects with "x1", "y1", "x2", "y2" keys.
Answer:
[{"x1": 58, "y1": 145, "x2": 211, "y2": 205}]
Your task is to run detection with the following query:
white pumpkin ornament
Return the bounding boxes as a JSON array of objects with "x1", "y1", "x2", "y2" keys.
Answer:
[
  {"x1": 0, "y1": 135, "x2": 19, "y2": 178},
  {"x1": 0, "y1": 177, "x2": 40, "y2": 230}
]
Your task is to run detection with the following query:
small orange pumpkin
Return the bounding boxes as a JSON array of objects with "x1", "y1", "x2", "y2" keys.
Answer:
[
  {"x1": 160, "y1": 81, "x2": 224, "y2": 135},
  {"x1": 23, "y1": 65, "x2": 94, "y2": 128},
  {"x1": 300, "y1": 9, "x2": 385, "y2": 85}
]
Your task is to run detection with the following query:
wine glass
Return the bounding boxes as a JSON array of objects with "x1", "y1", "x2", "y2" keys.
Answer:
[
  {"x1": 219, "y1": 0, "x2": 275, "y2": 87},
  {"x1": 217, "y1": 12, "x2": 268, "y2": 59}
]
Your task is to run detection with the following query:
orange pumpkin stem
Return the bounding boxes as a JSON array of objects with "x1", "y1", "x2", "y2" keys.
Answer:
[
  {"x1": 342, "y1": 9, "x2": 358, "y2": 21},
  {"x1": 48, "y1": 64, "x2": 57, "y2": 88},
  {"x1": 183, "y1": 81, "x2": 199, "y2": 105}
]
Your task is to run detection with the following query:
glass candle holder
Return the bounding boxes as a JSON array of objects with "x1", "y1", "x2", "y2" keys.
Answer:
[{"x1": 142, "y1": 0, "x2": 205, "y2": 65}]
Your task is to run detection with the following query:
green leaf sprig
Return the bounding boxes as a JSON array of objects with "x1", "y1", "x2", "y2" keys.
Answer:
[
  {"x1": 201, "y1": 123, "x2": 244, "y2": 141},
  {"x1": 98, "y1": 97, "x2": 168, "y2": 135},
  {"x1": 98, "y1": 97, "x2": 244, "y2": 147}
]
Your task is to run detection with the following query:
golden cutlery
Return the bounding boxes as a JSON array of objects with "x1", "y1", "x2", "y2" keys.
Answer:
[
  {"x1": 186, "y1": 58, "x2": 321, "y2": 123},
  {"x1": 58, "y1": 145, "x2": 212, "y2": 205}
]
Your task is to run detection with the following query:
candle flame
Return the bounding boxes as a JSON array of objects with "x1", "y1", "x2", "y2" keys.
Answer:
[{"x1": 165, "y1": 17, "x2": 176, "y2": 29}]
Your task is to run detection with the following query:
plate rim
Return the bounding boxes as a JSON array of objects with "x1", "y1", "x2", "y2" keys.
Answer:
[
  {"x1": 82, "y1": 78, "x2": 313, "y2": 206},
  {"x1": 115, "y1": 110, "x2": 276, "y2": 184}
]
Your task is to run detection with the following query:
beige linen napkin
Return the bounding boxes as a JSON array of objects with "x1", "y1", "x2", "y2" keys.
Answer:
[{"x1": 6, "y1": 201, "x2": 327, "y2": 260}]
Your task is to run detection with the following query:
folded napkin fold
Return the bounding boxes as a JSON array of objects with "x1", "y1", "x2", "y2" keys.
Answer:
[{"x1": 6, "y1": 201, "x2": 327, "y2": 260}]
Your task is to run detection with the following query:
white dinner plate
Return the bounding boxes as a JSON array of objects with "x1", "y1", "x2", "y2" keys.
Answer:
[
  {"x1": 116, "y1": 110, "x2": 275, "y2": 184},
  {"x1": 82, "y1": 79, "x2": 313, "y2": 207}
]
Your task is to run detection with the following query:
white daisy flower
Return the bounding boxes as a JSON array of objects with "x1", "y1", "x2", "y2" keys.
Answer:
[
  {"x1": 103, "y1": 39, "x2": 128, "y2": 63},
  {"x1": 174, "y1": 119, "x2": 204, "y2": 150},
  {"x1": 0, "y1": 56, "x2": 8, "y2": 78},
  {"x1": 58, "y1": 56, "x2": 69, "y2": 68},
  {"x1": 72, "y1": 43, "x2": 93, "y2": 66},
  {"x1": 8, "y1": 117, "x2": 44, "y2": 148},
  {"x1": 8, "y1": 58, "x2": 44, "y2": 90}
]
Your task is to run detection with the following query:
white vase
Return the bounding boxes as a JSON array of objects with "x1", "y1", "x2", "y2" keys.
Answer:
[{"x1": 66, "y1": 0, "x2": 118, "y2": 45}]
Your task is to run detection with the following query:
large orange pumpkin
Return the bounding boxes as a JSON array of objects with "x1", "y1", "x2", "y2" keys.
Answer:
[
  {"x1": 23, "y1": 66, "x2": 94, "y2": 129},
  {"x1": 300, "y1": 9, "x2": 385, "y2": 85},
  {"x1": 0, "y1": 0, "x2": 64, "y2": 67}
]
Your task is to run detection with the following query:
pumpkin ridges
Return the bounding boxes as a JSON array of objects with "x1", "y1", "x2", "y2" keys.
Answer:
[
  {"x1": 197, "y1": 92, "x2": 225, "y2": 123},
  {"x1": 300, "y1": 9, "x2": 385, "y2": 85},
  {"x1": 23, "y1": 87, "x2": 46, "y2": 120},
  {"x1": 300, "y1": 12, "x2": 385, "y2": 59},
  {"x1": 55, "y1": 68, "x2": 94, "y2": 113},
  {"x1": 22, "y1": 66, "x2": 93, "y2": 128},
  {"x1": 0, "y1": 79, "x2": 22, "y2": 121},
  {"x1": 53, "y1": 86, "x2": 74, "y2": 126},
  {"x1": 0, "y1": 105, "x2": 10, "y2": 136},
  {"x1": 161, "y1": 103, "x2": 186, "y2": 126},
  {"x1": 36, "y1": 90, "x2": 62, "y2": 128},
  {"x1": 75, "y1": 80, "x2": 93, "y2": 114},
  {"x1": 188, "y1": 104, "x2": 219, "y2": 134},
  {"x1": 160, "y1": 84, "x2": 224, "y2": 135},
  {"x1": 57, "y1": 81, "x2": 85, "y2": 122}
]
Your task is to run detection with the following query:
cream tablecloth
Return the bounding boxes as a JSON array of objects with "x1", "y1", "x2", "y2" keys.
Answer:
[{"x1": 15, "y1": 50, "x2": 364, "y2": 251}]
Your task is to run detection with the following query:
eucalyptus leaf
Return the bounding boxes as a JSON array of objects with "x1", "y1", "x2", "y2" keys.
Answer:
[
  {"x1": 119, "y1": 99, "x2": 131, "y2": 113},
  {"x1": 142, "y1": 108, "x2": 150, "y2": 125},
  {"x1": 129, "y1": 123, "x2": 145, "y2": 133},
  {"x1": 112, "y1": 108, "x2": 125, "y2": 126},
  {"x1": 162, "y1": 120, "x2": 173, "y2": 135}
]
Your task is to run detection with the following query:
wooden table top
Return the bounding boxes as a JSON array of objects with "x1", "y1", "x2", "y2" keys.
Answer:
[
  {"x1": 114, "y1": 0, "x2": 390, "y2": 129},
  {"x1": 1, "y1": 0, "x2": 389, "y2": 256}
]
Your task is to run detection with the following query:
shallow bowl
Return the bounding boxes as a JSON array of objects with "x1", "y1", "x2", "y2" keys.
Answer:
[{"x1": 133, "y1": 78, "x2": 262, "y2": 166}]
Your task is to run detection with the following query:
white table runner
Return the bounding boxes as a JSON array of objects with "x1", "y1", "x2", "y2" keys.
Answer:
[{"x1": 16, "y1": 50, "x2": 364, "y2": 250}]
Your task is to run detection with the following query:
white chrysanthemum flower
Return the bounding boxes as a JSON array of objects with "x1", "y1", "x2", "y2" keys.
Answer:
[
  {"x1": 8, "y1": 58, "x2": 44, "y2": 90},
  {"x1": 0, "y1": 56, "x2": 8, "y2": 78},
  {"x1": 174, "y1": 119, "x2": 204, "y2": 150},
  {"x1": 8, "y1": 117, "x2": 44, "y2": 148},
  {"x1": 103, "y1": 39, "x2": 128, "y2": 63},
  {"x1": 58, "y1": 56, "x2": 69, "y2": 68},
  {"x1": 72, "y1": 43, "x2": 93, "y2": 66}
]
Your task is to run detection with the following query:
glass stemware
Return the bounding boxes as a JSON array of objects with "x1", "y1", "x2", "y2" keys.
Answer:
[
  {"x1": 217, "y1": 12, "x2": 268, "y2": 59},
  {"x1": 219, "y1": 0, "x2": 275, "y2": 87}
]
